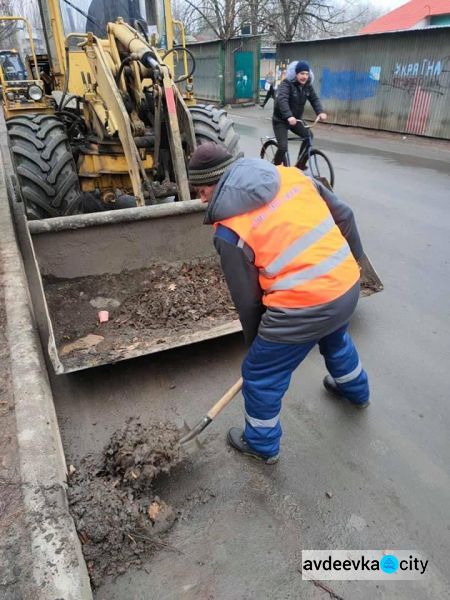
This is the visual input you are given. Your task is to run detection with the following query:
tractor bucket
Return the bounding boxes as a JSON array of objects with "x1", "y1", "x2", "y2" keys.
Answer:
[{"x1": 11, "y1": 200, "x2": 241, "y2": 374}]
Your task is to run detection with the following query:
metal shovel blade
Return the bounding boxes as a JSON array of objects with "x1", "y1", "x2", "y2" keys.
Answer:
[
  {"x1": 178, "y1": 419, "x2": 205, "y2": 454},
  {"x1": 359, "y1": 253, "x2": 384, "y2": 297},
  {"x1": 179, "y1": 378, "x2": 243, "y2": 454}
]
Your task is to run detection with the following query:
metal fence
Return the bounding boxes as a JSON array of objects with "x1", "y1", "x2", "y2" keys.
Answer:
[
  {"x1": 277, "y1": 27, "x2": 450, "y2": 139},
  {"x1": 179, "y1": 37, "x2": 261, "y2": 106}
]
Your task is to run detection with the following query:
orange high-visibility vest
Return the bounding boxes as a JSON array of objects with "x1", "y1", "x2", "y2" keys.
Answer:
[{"x1": 216, "y1": 167, "x2": 360, "y2": 308}]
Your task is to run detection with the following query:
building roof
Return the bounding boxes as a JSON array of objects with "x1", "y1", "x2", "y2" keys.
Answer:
[{"x1": 360, "y1": 0, "x2": 450, "y2": 34}]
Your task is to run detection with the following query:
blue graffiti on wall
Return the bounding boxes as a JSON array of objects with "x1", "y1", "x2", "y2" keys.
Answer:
[{"x1": 320, "y1": 68, "x2": 379, "y2": 101}]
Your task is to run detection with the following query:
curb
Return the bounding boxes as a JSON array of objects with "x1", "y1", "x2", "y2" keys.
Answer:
[{"x1": 0, "y1": 120, "x2": 93, "y2": 599}]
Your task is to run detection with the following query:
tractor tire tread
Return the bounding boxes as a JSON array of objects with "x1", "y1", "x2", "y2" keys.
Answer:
[
  {"x1": 190, "y1": 105, "x2": 240, "y2": 157},
  {"x1": 7, "y1": 114, "x2": 81, "y2": 219},
  {"x1": 8, "y1": 130, "x2": 45, "y2": 150}
]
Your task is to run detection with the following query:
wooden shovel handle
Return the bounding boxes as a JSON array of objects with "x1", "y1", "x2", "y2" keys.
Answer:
[{"x1": 207, "y1": 377, "x2": 243, "y2": 420}]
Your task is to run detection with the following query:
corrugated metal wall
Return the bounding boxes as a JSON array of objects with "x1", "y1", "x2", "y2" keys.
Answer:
[
  {"x1": 182, "y1": 37, "x2": 261, "y2": 105},
  {"x1": 277, "y1": 28, "x2": 450, "y2": 139},
  {"x1": 176, "y1": 41, "x2": 223, "y2": 103}
]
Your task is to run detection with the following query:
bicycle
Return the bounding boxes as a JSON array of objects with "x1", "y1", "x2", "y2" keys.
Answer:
[{"x1": 260, "y1": 116, "x2": 335, "y2": 188}]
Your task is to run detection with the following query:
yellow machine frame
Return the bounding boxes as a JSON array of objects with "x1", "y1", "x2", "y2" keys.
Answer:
[
  {"x1": 0, "y1": 16, "x2": 51, "y2": 119},
  {"x1": 35, "y1": 0, "x2": 195, "y2": 202},
  {"x1": 41, "y1": 0, "x2": 193, "y2": 97}
]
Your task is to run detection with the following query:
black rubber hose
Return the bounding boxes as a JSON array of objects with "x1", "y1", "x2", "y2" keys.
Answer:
[
  {"x1": 134, "y1": 20, "x2": 149, "y2": 43},
  {"x1": 61, "y1": 94, "x2": 83, "y2": 111},
  {"x1": 161, "y1": 47, "x2": 196, "y2": 83},
  {"x1": 115, "y1": 56, "x2": 133, "y2": 84}
]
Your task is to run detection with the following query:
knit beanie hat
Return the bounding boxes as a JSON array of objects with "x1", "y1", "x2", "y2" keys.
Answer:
[
  {"x1": 295, "y1": 60, "x2": 310, "y2": 74},
  {"x1": 188, "y1": 143, "x2": 237, "y2": 186}
]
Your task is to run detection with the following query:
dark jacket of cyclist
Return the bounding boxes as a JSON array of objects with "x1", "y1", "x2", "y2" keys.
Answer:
[
  {"x1": 272, "y1": 61, "x2": 327, "y2": 166},
  {"x1": 188, "y1": 143, "x2": 369, "y2": 463}
]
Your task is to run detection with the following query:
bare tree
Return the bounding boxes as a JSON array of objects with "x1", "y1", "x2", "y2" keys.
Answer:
[
  {"x1": 324, "y1": 1, "x2": 384, "y2": 37},
  {"x1": 259, "y1": 0, "x2": 363, "y2": 42},
  {"x1": 175, "y1": 0, "x2": 379, "y2": 42},
  {"x1": 0, "y1": 0, "x2": 46, "y2": 54},
  {"x1": 176, "y1": 0, "x2": 256, "y2": 40},
  {"x1": 172, "y1": 0, "x2": 202, "y2": 36},
  {"x1": 0, "y1": 0, "x2": 19, "y2": 49}
]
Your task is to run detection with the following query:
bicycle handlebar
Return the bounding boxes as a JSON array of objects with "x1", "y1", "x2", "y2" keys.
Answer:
[{"x1": 296, "y1": 115, "x2": 322, "y2": 128}]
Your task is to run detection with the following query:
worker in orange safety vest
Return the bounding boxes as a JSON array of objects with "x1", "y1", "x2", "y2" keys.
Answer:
[{"x1": 188, "y1": 143, "x2": 370, "y2": 463}]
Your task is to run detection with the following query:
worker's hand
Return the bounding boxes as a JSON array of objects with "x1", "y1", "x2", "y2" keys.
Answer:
[
  {"x1": 287, "y1": 116, "x2": 297, "y2": 127},
  {"x1": 318, "y1": 112, "x2": 328, "y2": 121}
]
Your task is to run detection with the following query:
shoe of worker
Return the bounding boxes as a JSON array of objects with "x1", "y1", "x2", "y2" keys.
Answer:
[
  {"x1": 323, "y1": 375, "x2": 370, "y2": 409},
  {"x1": 227, "y1": 427, "x2": 279, "y2": 464}
]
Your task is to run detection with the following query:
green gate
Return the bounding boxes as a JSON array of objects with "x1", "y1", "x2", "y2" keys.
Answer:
[{"x1": 234, "y1": 51, "x2": 254, "y2": 100}]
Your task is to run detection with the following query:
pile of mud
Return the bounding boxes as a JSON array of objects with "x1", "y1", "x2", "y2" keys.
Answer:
[
  {"x1": 68, "y1": 420, "x2": 186, "y2": 587},
  {"x1": 44, "y1": 258, "x2": 235, "y2": 347},
  {"x1": 116, "y1": 261, "x2": 234, "y2": 331},
  {"x1": 43, "y1": 257, "x2": 239, "y2": 370}
]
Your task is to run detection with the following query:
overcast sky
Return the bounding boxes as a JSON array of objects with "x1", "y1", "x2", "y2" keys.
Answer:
[{"x1": 368, "y1": 0, "x2": 407, "y2": 9}]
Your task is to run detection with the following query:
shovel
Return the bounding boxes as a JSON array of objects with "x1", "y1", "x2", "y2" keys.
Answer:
[
  {"x1": 180, "y1": 377, "x2": 243, "y2": 445},
  {"x1": 313, "y1": 179, "x2": 384, "y2": 297},
  {"x1": 358, "y1": 253, "x2": 384, "y2": 297}
]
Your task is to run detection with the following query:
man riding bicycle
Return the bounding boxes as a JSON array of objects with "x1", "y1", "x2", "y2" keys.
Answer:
[{"x1": 272, "y1": 60, "x2": 327, "y2": 165}]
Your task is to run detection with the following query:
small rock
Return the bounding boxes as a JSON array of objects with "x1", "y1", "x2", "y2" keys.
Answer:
[
  {"x1": 90, "y1": 296, "x2": 121, "y2": 309},
  {"x1": 169, "y1": 383, "x2": 176, "y2": 389},
  {"x1": 325, "y1": 491, "x2": 333, "y2": 498},
  {"x1": 60, "y1": 334, "x2": 104, "y2": 356}
]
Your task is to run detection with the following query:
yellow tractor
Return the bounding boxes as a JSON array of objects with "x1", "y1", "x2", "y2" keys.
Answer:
[
  {"x1": 0, "y1": 1, "x2": 243, "y2": 374},
  {"x1": 3, "y1": 0, "x2": 240, "y2": 219}
]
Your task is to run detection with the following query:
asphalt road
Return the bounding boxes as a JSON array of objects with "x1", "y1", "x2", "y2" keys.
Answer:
[{"x1": 51, "y1": 107, "x2": 450, "y2": 599}]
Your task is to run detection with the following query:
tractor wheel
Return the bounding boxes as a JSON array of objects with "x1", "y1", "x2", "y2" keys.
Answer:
[
  {"x1": 6, "y1": 114, "x2": 81, "y2": 220},
  {"x1": 189, "y1": 104, "x2": 240, "y2": 156}
]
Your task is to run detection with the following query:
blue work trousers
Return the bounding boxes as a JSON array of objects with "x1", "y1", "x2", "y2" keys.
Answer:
[{"x1": 242, "y1": 324, "x2": 369, "y2": 457}]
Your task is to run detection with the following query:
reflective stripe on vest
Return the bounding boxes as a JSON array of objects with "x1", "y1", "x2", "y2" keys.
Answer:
[
  {"x1": 216, "y1": 167, "x2": 360, "y2": 308},
  {"x1": 267, "y1": 242, "x2": 351, "y2": 292},
  {"x1": 261, "y1": 215, "x2": 335, "y2": 278}
]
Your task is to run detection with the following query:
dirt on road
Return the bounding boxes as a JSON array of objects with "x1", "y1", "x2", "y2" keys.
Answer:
[{"x1": 68, "y1": 419, "x2": 187, "y2": 588}]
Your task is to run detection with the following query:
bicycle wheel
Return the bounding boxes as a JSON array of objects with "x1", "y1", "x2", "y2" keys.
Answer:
[
  {"x1": 260, "y1": 139, "x2": 288, "y2": 166},
  {"x1": 260, "y1": 139, "x2": 278, "y2": 163},
  {"x1": 306, "y1": 149, "x2": 335, "y2": 189}
]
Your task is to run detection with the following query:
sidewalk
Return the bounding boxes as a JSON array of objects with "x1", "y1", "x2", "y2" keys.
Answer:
[
  {"x1": 0, "y1": 121, "x2": 92, "y2": 599},
  {"x1": 0, "y1": 249, "x2": 33, "y2": 598}
]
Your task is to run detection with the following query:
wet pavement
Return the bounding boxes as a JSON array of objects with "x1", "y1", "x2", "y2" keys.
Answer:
[{"x1": 50, "y1": 107, "x2": 450, "y2": 599}]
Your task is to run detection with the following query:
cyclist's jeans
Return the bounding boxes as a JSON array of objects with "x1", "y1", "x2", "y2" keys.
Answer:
[
  {"x1": 272, "y1": 119, "x2": 310, "y2": 165},
  {"x1": 242, "y1": 324, "x2": 370, "y2": 457}
]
